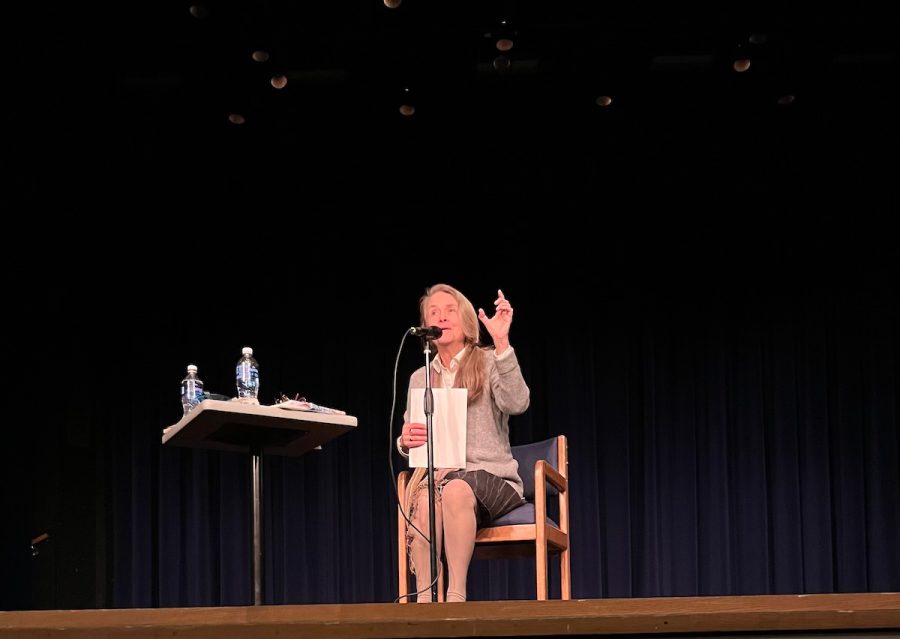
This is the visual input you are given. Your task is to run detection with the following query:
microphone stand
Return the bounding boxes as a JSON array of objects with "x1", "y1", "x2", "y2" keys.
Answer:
[{"x1": 421, "y1": 337, "x2": 439, "y2": 603}]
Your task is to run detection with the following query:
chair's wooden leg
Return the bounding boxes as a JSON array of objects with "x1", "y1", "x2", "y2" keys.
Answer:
[
  {"x1": 560, "y1": 547, "x2": 571, "y2": 600},
  {"x1": 536, "y1": 536, "x2": 548, "y2": 600},
  {"x1": 398, "y1": 534, "x2": 410, "y2": 602},
  {"x1": 398, "y1": 476, "x2": 409, "y2": 604}
]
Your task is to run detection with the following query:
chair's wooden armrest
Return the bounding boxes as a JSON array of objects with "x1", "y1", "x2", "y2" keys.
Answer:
[
  {"x1": 536, "y1": 459, "x2": 567, "y2": 493},
  {"x1": 397, "y1": 470, "x2": 410, "y2": 502}
]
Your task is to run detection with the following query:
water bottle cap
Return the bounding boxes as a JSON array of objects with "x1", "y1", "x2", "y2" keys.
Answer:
[
  {"x1": 186, "y1": 364, "x2": 198, "y2": 372},
  {"x1": 242, "y1": 347, "x2": 253, "y2": 355}
]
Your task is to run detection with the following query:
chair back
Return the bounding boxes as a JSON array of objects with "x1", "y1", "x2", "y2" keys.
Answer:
[{"x1": 511, "y1": 437, "x2": 560, "y2": 501}]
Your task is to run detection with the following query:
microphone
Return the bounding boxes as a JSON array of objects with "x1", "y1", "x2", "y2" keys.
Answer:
[{"x1": 409, "y1": 326, "x2": 443, "y2": 339}]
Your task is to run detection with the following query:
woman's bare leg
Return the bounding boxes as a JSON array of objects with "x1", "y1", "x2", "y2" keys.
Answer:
[
  {"x1": 409, "y1": 488, "x2": 443, "y2": 602},
  {"x1": 440, "y1": 479, "x2": 477, "y2": 602}
]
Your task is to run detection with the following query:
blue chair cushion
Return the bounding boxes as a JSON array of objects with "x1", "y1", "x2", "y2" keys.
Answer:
[
  {"x1": 490, "y1": 502, "x2": 535, "y2": 526},
  {"x1": 483, "y1": 502, "x2": 558, "y2": 528}
]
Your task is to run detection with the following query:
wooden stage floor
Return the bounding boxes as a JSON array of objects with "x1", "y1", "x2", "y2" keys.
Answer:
[{"x1": 1, "y1": 593, "x2": 898, "y2": 639}]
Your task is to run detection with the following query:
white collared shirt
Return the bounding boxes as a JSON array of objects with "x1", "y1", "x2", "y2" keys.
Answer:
[{"x1": 432, "y1": 345, "x2": 468, "y2": 388}]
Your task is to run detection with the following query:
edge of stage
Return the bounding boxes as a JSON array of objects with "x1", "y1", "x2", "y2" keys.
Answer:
[{"x1": 2, "y1": 592, "x2": 899, "y2": 639}]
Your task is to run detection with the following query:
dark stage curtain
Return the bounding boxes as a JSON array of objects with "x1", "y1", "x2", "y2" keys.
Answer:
[
  {"x1": 100, "y1": 243, "x2": 898, "y2": 606},
  {"x1": 4, "y1": 224, "x2": 897, "y2": 609}
]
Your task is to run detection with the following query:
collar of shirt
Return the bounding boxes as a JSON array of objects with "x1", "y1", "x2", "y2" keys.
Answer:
[{"x1": 432, "y1": 345, "x2": 468, "y2": 388}]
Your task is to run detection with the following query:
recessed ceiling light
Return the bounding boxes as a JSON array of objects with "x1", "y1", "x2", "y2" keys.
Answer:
[
  {"x1": 749, "y1": 33, "x2": 767, "y2": 45},
  {"x1": 493, "y1": 56, "x2": 511, "y2": 71},
  {"x1": 189, "y1": 5, "x2": 209, "y2": 19}
]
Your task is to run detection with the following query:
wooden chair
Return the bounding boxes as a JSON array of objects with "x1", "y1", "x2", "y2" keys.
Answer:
[{"x1": 397, "y1": 435, "x2": 570, "y2": 601}]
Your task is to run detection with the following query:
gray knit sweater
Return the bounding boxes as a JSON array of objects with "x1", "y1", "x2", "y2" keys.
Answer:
[{"x1": 405, "y1": 347, "x2": 530, "y2": 497}]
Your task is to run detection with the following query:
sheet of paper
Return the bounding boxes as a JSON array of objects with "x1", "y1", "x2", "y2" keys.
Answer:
[{"x1": 407, "y1": 388, "x2": 468, "y2": 469}]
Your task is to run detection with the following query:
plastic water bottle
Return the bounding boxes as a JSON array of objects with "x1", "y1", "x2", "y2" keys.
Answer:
[
  {"x1": 180, "y1": 365, "x2": 204, "y2": 414},
  {"x1": 236, "y1": 347, "x2": 260, "y2": 400}
]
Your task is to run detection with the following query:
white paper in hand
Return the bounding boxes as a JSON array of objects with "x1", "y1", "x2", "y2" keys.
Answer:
[{"x1": 407, "y1": 388, "x2": 468, "y2": 469}]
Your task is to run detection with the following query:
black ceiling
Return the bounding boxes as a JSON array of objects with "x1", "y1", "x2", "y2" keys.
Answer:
[{"x1": 10, "y1": 2, "x2": 900, "y2": 221}]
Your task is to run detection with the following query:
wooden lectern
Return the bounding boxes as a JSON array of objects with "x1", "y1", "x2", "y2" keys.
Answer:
[{"x1": 162, "y1": 399, "x2": 357, "y2": 605}]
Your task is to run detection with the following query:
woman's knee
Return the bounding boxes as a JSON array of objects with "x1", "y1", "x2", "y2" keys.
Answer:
[{"x1": 441, "y1": 480, "x2": 476, "y2": 514}]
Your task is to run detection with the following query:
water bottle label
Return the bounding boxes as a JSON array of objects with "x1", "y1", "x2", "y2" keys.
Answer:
[
  {"x1": 182, "y1": 381, "x2": 203, "y2": 413},
  {"x1": 236, "y1": 364, "x2": 259, "y2": 397}
]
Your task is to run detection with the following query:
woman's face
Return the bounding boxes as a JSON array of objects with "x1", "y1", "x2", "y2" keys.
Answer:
[{"x1": 425, "y1": 290, "x2": 466, "y2": 349}]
